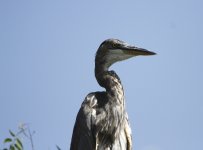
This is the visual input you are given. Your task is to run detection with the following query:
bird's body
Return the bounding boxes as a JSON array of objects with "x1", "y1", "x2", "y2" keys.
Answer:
[{"x1": 70, "y1": 39, "x2": 155, "y2": 150}]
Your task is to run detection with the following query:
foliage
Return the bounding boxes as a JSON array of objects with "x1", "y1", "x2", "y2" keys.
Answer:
[
  {"x1": 1, "y1": 124, "x2": 62, "y2": 150},
  {"x1": 1, "y1": 129, "x2": 24, "y2": 150}
]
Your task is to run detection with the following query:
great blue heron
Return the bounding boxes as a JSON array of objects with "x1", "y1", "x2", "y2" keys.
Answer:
[{"x1": 70, "y1": 39, "x2": 156, "y2": 150}]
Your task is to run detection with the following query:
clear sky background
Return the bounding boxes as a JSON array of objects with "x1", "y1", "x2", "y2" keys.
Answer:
[{"x1": 0, "y1": 0, "x2": 203, "y2": 150}]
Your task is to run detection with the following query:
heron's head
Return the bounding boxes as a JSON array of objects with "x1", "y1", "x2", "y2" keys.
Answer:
[{"x1": 95, "y1": 39, "x2": 156, "y2": 70}]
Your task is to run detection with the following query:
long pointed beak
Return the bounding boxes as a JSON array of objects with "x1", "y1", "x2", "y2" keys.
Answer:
[{"x1": 122, "y1": 45, "x2": 156, "y2": 56}]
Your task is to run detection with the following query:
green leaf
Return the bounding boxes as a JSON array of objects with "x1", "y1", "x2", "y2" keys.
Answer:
[
  {"x1": 16, "y1": 138, "x2": 23, "y2": 149},
  {"x1": 9, "y1": 145, "x2": 15, "y2": 150},
  {"x1": 9, "y1": 130, "x2": 15, "y2": 137},
  {"x1": 14, "y1": 143, "x2": 22, "y2": 150},
  {"x1": 4, "y1": 138, "x2": 12, "y2": 143}
]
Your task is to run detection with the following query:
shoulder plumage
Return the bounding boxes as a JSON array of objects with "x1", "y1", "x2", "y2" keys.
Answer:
[
  {"x1": 70, "y1": 93, "x2": 98, "y2": 150},
  {"x1": 82, "y1": 92, "x2": 98, "y2": 109}
]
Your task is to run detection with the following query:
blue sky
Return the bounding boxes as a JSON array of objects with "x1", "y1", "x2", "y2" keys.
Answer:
[{"x1": 0, "y1": 0, "x2": 203, "y2": 150}]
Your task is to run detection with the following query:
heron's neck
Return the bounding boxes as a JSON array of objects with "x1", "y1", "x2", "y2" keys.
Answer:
[{"x1": 95, "y1": 64, "x2": 125, "y2": 104}]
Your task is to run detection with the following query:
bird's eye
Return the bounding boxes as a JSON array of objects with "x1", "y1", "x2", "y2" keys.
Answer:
[{"x1": 113, "y1": 43, "x2": 119, "y2": 48}]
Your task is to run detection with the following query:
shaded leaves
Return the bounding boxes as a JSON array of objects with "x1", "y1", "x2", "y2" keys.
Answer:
[{"x1": 3, "y1": 138, "x2": 12, "y2": 143}]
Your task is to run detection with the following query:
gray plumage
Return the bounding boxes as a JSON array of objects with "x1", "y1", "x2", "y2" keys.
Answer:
[{"x1": 70, "y1": 39, "x2": 156, "y2": 150}]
